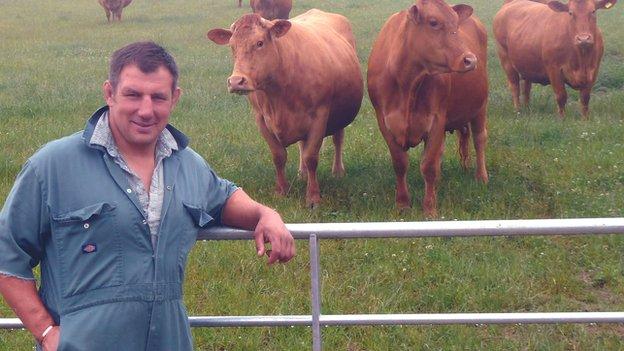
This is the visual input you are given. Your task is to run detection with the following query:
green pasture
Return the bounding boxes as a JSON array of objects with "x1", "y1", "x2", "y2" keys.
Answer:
[{"x1": 1, "y1": 0, "x2": 624, "y2": 349}]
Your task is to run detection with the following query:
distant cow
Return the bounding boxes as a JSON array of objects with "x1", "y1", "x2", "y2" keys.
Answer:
[
  {"x1": 98, "y1": 0, "x2": 133, "y2": 22},
  {"x1": 493, "y1": 0, "x2": 617, "y2": 118},
  {"x1": 250, "y1": 0, "x2": 292, "y2": 19},
  {"x1": 367, "y1": 0, "x2": 488, "y2": 217},
  {"x1": 208, "y1": 10, "x2": 363, "y2": 207}
]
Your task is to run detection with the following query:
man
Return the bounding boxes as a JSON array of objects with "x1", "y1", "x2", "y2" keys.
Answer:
[{"x1": 0, "y1": 41, "x2": 295, "y2": 351}]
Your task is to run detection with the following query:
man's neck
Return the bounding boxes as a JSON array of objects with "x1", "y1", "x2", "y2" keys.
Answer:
[
  {"x1": 117, "y1": 143, "x2": 157, "y2": 191},
  {"x1": 116, "y1": 142, "x2": 157, "y2": 162}
]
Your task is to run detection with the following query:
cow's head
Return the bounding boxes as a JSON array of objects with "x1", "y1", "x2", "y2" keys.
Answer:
[
  {"x1": 548, "y1": 0, "x2": 617, "y2": 49},
  {"x1": 252, "y1": 0, "x2": 281, "y2": 21},
  {"x1": 207, "y1": 14, "x2": 291, "y2": 94},
  {"x1": 406, "y1": 0, "x2": 477, "y2": 74}
]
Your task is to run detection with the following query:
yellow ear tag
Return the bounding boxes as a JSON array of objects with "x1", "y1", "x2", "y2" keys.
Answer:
[{"x1": 605, "y1": 2, "x2": 613, "y2": 9}]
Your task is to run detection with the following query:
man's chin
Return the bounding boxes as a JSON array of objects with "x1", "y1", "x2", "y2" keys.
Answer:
[{"x1": 125, "y1": 134, "x2": 160, "y2": 149}]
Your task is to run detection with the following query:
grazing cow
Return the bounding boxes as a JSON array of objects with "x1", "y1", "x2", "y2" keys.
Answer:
[
  {"x1": 367, "y1": 0, "x2": 488, "y2": 217},
  {"x1": 250, "y1": 0, "x2": 292, "y2": 19},
  {"x1": 493, "y1": 0, "x2": 617, "y2": 119},
  {"x1": 207, "y1": 10, "x2": 363, "y2": 207},
  {"x1": 98, "y1": 0, "x2": 133, "y2": 22}
]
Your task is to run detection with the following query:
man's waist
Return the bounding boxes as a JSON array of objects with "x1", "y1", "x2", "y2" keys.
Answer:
[{"x1": 52, "y1": 282, "x2": 183, "y2": 315}]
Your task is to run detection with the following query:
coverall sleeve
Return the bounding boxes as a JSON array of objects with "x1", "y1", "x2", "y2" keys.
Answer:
[
  {"x1": 0, "y1": 160, "x2": 49, "y2": 280},
  {"x1": 203, "y1": 164, "x2": 238, "y2": 226}
]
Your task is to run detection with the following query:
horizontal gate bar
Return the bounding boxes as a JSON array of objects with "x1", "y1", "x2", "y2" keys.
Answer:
[
  {"x1": 187, "y1": 312, "x2": 624, "y2": 327},
  {"x1": 3, "y1": 312, "x2": 624, "y2": 329},
  {"x1": 319, "y1": 312, "x2": 624, "y2": 325},
  {"x1": 198, "y1": 218, "x2": 624, "y2": 240}
]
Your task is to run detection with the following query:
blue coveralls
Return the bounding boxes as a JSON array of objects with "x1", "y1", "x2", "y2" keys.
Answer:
[{"x1": 0, "y1": 106, "x2": 238, "y2": 350}]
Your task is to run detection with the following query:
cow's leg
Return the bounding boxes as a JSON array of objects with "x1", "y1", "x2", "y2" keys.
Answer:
[
  {"x1": 297, "y1": 141, "x2": 307, "y2": 180},
  {"x1": 383, "y1": 140, "x2": 410, "y2": 209},
  {"x1": 420, "y1": 122, "x2": 446, "y2": 218},
  {"x1": 547, "y1": 69, "x2": 567, "y2": 118},
  {"x1": 471, "y1": 105, "x2": 489, "y2": 183},
  {"x1": 375, "y1": 111, "x2": 411, "y2": 209},
  {"x1": 522, "y1": 79, "x2": 532, "y2": 107},
  {"x1": 331, "y1": 128, "x2": 345, "y2": 178},
  {"x1": 497, "y1": 46, "x2": 521, "y2": 111},
  {"x1": 457, "y1": 124, "x2": 470, "y2": 171},
  {"x1": 580, "y1": 87, "x2": 591, "y2": 120},
  {"x1": 302, "y1": 112, "x2": 330, "y2": 208},
  {"x1": 388, "y1": 143, "x2": 410, "y2": 210},
  {"x1": 104, "y1": 9, "x2": 111, "y2": 22},
  {"x1": 238, "y1": 0, "x2": 242, "y2": 7},
  {"x1": 254, "y1": 114, "x2": 289, "y2": 195}
]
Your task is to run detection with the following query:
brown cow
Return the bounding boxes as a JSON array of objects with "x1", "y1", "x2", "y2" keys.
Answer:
[
  {"x1": 98, "y1": 0, "x2": 133, "y2": 22},
  {"x1": 493, "y1": 0, "x2": 617, "y2": 119},
  {"x1": 367, "y1": 0, "x2": 488, "y2": 217},
  {"x1": 250, "y1": 0, "x2": 292, "y2": 20},
  {"x1": 207, "y1": 10, "x2": 363, "y2": 207}
]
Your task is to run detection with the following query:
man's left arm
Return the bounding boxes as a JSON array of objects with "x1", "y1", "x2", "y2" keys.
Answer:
[{"x1": 221, "y1": 189, "x2": 296, "y2": 264}]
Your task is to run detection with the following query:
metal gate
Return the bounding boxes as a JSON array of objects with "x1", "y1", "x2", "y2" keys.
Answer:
[{"x1": 1, "y1": 218, "x2": 624, "y2": 350}]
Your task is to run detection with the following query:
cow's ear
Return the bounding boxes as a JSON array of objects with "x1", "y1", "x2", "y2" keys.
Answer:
[
  {"x1": 269, "y1": 20, "x2": 292, "y2": 38},
  {"x1": 270, "y1": 20, "x2": 291, "y2": 38},
  {"x1": 596, "y1": 0, "x2": 617, "y2": 9},
  {"x1": 453, "y1": 4, "x2": 473, "y2": 23},
  {"x1": 547, "y1": 1, "x2": 569, "y2": 12},
  {"x1": 408, "y1": 5, "x2": 421, "y2": 23},
  {"x1": 207, "y1": 29, "x2": 232, "y2": 45}
]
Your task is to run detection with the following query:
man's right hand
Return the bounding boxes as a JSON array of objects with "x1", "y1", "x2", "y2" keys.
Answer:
[
  {"x1": 0, "y1": 275, "x2": 57, "y2": 350},
  {"x1": 41, "y1": 326, "x2": 60, "y2": 351}
]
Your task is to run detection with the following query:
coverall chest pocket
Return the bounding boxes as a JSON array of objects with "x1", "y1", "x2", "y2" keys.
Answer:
[
  {"x1": 179, "y1": 203, "x2": 215, "y2": 271},
  {"x1": 51, "y1": 202, "x2": 122, "y2": 297}
]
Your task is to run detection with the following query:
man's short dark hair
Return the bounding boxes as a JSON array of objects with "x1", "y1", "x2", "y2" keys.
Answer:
[{"x1": 109, "y1": 41, "x2": 179, "y2": 92}]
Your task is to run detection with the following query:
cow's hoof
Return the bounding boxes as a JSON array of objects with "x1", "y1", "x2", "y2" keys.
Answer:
[
  {"x1": 298, "y1": 170, "x2": 308, "y2": 180},
  {"x1": 332, "y1": 166, "x2": 345, "y2": 178},
  {"x1": 397, "y1": 206, "x2": 411, "y2": 215},
  {"x1": 476, "y1": 173, "x2": 489, "y2": 183},
  {"x1": 275, "y1": 187, "x2": 288, "y2": 197},
  {"x1": 423, "y1": 210, "x2": 438, "y2": 219},
  {"x1": 396, "y1": 199, "x2": 411, "y2": 210},
  {"x1": 307, "y1": 201, "x2": 320, "y2": 210}
]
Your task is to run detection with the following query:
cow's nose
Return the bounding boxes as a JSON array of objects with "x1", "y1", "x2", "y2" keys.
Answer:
[
  {"x1": 575, "y1": 33, "x2": 593, "y2": 47},
  {"x1": 462, "y1": 54, "x2": 477, "y2": 71},
  {"x1": 227, "y1": 75, "x2": 246, "y2": 88},
  {"x1": 227, "y1": 75, "x2": 249, "y2": 93}
]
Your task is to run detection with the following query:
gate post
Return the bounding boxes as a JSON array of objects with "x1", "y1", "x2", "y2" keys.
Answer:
[{"x1": 310, "y1": 234, "x2": 322, "y2": 351}]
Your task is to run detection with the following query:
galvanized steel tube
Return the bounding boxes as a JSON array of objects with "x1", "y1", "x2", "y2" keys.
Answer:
[{"x1": 197, "y1": 218, "x2": 624, "y2": 240}]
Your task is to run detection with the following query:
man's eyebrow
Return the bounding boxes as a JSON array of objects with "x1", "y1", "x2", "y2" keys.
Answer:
[
  {"x1": 152, "y1": 92, "x2": 168, "y2": 99},
  {"x1": 121, "y1": 87, "x2": 140, "y2": 94}
]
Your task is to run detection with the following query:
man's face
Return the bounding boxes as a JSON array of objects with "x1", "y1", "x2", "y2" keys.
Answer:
[{"x1": 103, "y1": 64, "x2": 181, "y2": 153}]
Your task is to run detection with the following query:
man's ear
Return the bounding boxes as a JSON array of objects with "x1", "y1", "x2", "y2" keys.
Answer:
[
  {"x1": 171, "y1": 87, "x2": 182, "y2": 108},
  {"x1": 269, "y1": 20, "x2": 291, "y2": 38},
  {"x1": 548, "y1": 1, "x2": 569, "y2": 12},
  {"x1": 103, "y1": 81, "x2": 115, "y2": 106},
  {"x1": 596, "y1": 0, "x2": 617, "y2": 10},
  {"x1": 207, "y1": 29, "x2": 233, "y2": 45},
  {"x1": 453, "y1": 4, "x2": 473, "y2": 23},
  {"x1": 408, "y1": 4, "x2": 420, "y2": 23}
]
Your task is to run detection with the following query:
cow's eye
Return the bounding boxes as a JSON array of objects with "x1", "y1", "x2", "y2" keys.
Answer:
[
  {"x1": 429, "y1": 19, "x2": 439, "y2": 28},
  {"x1": 568, "y1": 11, "x2": 573, "y2": 16},
  {"x1": 256, "y1": 41, "x2": 264, "y2": 48}
]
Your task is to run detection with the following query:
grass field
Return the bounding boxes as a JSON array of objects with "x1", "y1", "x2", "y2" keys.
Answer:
[{"x1": 1, "y1": 0, "x2": 624, "y2": 349}]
